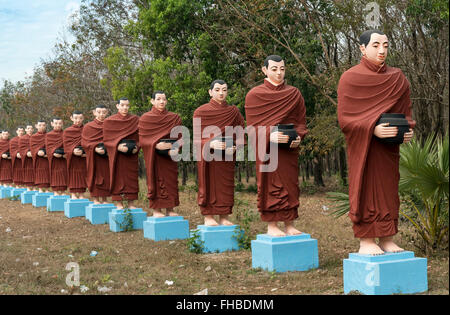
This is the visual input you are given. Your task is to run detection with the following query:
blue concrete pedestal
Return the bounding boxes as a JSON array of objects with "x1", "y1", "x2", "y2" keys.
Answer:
[
  {"x1": 32, "y1": 192, "x2": 54, "y2": 207},
  {"x1": 86, "y1": 203, "x2": 116, "y2": 225},
  {"x1": 143, "y1": 216, "x2": 189, "y2": 241},
  {"x1": 191, "y1": 225, "x2": 241, "y2": 253},
  {"x1": 11, "y1": 188, "x2": 27, "y2": 198},
  {"x1": 46, "y1": 195, "x2": 70, "y2": 212},
  {"x1": 343, "y1": 251, "x2": 428, "y2": 295},
  {"x1": 251, "y1": 234, "x2": 319, "y2": 273},
  {"x1": 21, "y1": 190, "x2": 38, "y2": 204},
  {"x1": 109, "y1": 208, "x2": 147, "y2": 232},
  {"x1": 64, "y1": 199, "x2": 93, "y2": 218},
  {"x1": 0, "y1": 186, "x2": 13, "y2": 199}
]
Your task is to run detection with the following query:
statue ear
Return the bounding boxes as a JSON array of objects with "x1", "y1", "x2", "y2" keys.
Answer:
[
  {"x1": 359, "y1": 44, "x2": 366, "y2": 56},
  {"x1": 262, "y1": 66, "x2": 268, "y2": 76}
]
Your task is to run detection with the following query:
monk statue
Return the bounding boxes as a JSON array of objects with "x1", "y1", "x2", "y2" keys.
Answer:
[
  {"x1": 103, "y1": 98, "x2": 140, "y2": 209},
  {"x1": 31, "y1": 120, "x2": 50, "y2": 193},
  {"x1": 245, "y1": 55, "x2": 308, "y2": 236},
  {"x1": 139, "y1": 91, "x2": 182, "y2": 217},
  {"x1": 46, "y1": 118, "x2": 68, "y2": 196},
  {"x1": 82, "y1": 105, "x2": 111, "y2": 204},
  {"x1": 0, "y1": 130, "x2": 13, "y2": 186},
  {"x1": 10, "y1": 127, "x2": 25, "y2": 188},
  {"x1": 63, "y1": 111, "x2": 88, "y2": 199},
  {"x1": 20, "y1": 125, "x2": 36, "y2": 190},
  {"x1": 337, "y1": 30, "x2": 415, "y2": 255},
  {"x1": 194, "y1": 80, "x2": 245, "y2": 226}
]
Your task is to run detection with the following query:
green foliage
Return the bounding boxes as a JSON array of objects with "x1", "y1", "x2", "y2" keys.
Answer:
[
  {"x1": 232, "y1": 198, "x2": 258, "y2": 250},
  {"x1": 114, "y1": 199, "x2": 134, "y2": 232},
  {"x1": 187, "y1": 229, "x2": 205, "y2": 254},
  {"x1": 6, "y1": 195, "x2": 20, "y2": 201},
  {"x1": 326, "y1": 192, "x2": 351, "y2": 218},
  {"x1": 399, "y1": 134, "x2": 449, "y2": 253}
]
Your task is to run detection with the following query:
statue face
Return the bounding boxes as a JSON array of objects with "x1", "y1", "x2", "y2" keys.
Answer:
[
  {"x1": 51, "y1": 119, "x2": 63, "y2": 131},
  {"x1": 25, "y1": 125, "x2": 34, "y2": 136},
  {"x1": 209, "y1": 83, "x2": 228, "y2": 103},
  {"x1": 360, "y1": 33, "x2": 389, "y2": 65},
  {"x1": 117, "y1": 100, "x2": 130, "y2": 116},
  {"x1": 262, "y1": 59, "x2": 285, "y2": 85},
  {"x1": 1, "y1": 132, "x2": 8, "y2": 140},
  {"x1": 36, "y1": 121, "x2": 46, "y2": 133},
  {"x1": 71, "y1": 114, "x2": 84, "y2": 126},
  {"x1": 16, "y1": 128, "x2": 24, "y2": 136},
  {"x1": 151, "y1": 93, "x2": 167, "y2": 112},
  {"x1": 93, "y1": 108, "x2": 108, "y2": 122}
]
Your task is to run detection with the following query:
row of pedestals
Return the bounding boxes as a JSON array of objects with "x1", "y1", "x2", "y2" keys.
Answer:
[{"x1": 0, "y1": 184, "x2": 428, "y2": 295}]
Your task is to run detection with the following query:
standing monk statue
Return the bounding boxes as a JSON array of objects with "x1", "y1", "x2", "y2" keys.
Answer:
[
  {"x1": 19, "y1": 125, "x2": 35, "y2": 190},
  {"x1": 245, "y1": 55, "x2": 308, "y2": 236},
  {"x1": 30, "y1": 120, "x2": 51, "y2": 192},
  {"x1": 10, "y1": 127, "x2": 25, "y2": 188},
  {"x1": 82, "y1": 105, "x2": 111, "y2": 204},
  {"x1": 63, "y1": 111, "x2": 88, "y2": 199},
  {"x1": 337, "y1": 30, "x2": 415, "y2": 255},
  {"x1": 46, "y1": 118, "x2": 68, "y2": 195},
  {"x1": 103, "y1": 98, "x2": 140, "y2": 209},
  {"x1": 0, "y1": 130, "x2": 13, "y2": 186},
  {"x1": 139, "y1": 91, "x2": 182, "y2": 217},
  {"x1": 194, "y1": 80, "x2": 245, "y2": 226}
]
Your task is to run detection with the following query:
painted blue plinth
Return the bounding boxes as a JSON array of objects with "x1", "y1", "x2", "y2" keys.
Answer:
[
  {"x1": 191, "y1": 225, "x2": 241, "y2": 253},
  {"x1": 108, "y1": 208, "x2": 147, "y2": 232},
  {"x1": 343, "y1": 251, "x2": 428, "y2": 295},
  {"x1": 143, "y1": 216, "x2": 189, "y2": 241},
  {"x1": 46, "y1": 195, "x2": 70, "y2": 212},
  {"x1": 251, "y1": 234, "x2": 319, "y2": 273},
  {"x1": 21, "y1": 190, "x2": 38, "y2": 204},
  {"x1": 11, "y1": 188, "x2": 27, "y2": 198},
  {"x1": 64, "y1": 199, "x2": 93, "y2": 218},
  {"x1": 86, "y1": 203, "x2": 116, "y2": 225},
  {"x1": 32, "y1": 192, "x2": 54, "y2": 207},
  {"x1": 0, "y1": 186, "x2": 13, "y2": 199}
]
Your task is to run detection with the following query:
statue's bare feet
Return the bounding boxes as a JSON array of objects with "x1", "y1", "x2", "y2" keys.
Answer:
[
  {"x1": 204, "y1": 215, "x2": 219, "y2": 226},
  {"x1": 359, "y1": 238, "x2": 384, "y2": 255},
  {"x1": 285, "y1": 221, "x2": 302, "y2": 235},
  {"x1": 153, "y1": 210, "x2": 165, "y2": 218},
  {"x1": 219, "y1": 215, "x2": 234, "y2": 226},
  {"x1": 166, "y1": 210, "x2": 179, "y2": 217},
  {"x1": 267, "y1": 222, "x2": 286, "y2": 237},
  {"x1": 379, "y1": 237, "x2": 404, "y2": 253}
]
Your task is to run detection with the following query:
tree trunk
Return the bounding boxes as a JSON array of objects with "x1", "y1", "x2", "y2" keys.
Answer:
[
  {"x1": 313, "y1": 156, "x2": 325, "y2": 187},
  {"x1": 339, "y1": 146, "x2": 347, "y2": 186}
]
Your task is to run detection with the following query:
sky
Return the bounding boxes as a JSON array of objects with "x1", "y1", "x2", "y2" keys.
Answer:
[{"x1": 0, "y1": 0, "x2": 82, "y2": 83}]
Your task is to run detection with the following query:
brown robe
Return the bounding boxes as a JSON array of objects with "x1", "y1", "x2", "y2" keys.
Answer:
[
  {"x1": 245, "y1": 80, "x2": 308, "y2": 222},
  {"x1": 103, "y1": 113, "x2": 140, "y2": 202},
  {"x1": 63, "y1": 124, "x2": 87, "y2": 193},
  {"x1": 19, "y1": 134, "x2": 35, "y2": 186},
  {"x1": 139, "y1": 107, "x2": 182, "y2": 209},
  {"x1": 81, "y1": 119, "x2": 110, "y2": 198},
  {"x1": 337, "y1": 56, "x2": 415, "y2": 238},
  {"x1": 9, "y1": 136, "x2": 23, "y2": 185},
  {"x1": 30, "y1": 131, "x2": 50, "y2": 188},
  {"x1": 45, "y1": 130, "x2": 68, "y2": 192},
  {"x1": 0, "y1": 138, "x2": 12, "y2": 184},
  {"x1": 194, "y1": 99, "x2": 245, "y2": 216}
]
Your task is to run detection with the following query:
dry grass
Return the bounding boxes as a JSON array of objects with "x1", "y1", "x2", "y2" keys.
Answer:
[{"x1": 0, "y1": 178, "x2": 448, "y2": 295}]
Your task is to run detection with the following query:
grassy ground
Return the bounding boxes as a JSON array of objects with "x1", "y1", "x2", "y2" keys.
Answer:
[{"x1": 0, "y1": 177, "x2": 448, "y2": 295}]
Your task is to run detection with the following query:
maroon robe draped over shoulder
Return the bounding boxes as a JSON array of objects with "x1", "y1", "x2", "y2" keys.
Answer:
[
  {"x1": 193, "y1": 99, "x2": 245, "y2": 216},
  {"x1": 139, "y1": 107, "x2": 182, "y2": 209},
  {"x1": 103, "y1": 113, "x2": 140, "y2": 202},
  {"x1": 46, "y1": 130, "x2": 68, "y2": 191},
  {"x1": 63, "y1": 124, "x2": 87, "y2": 193},
  {"x1": 0, "y1": 138, "x2": 12, "y2": 184},
  {"x1": 245, "y1": 80, "x2": 308, "y2": 222},
  {"x1": 30, "y1": 131, "x2": 50, "y2": 188},
  {"x1": 19, "y1": 134, "x2": 34, "y2": 186},
  {"x1": 337, "y1": 57, "x2": 415, "y2": 238},
  {"x1": 81, "y1": 119, "x2": 110, "y2": 198},
  {"x1": 9, "y1": 136, "x2": 23, "y2": 185}
]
